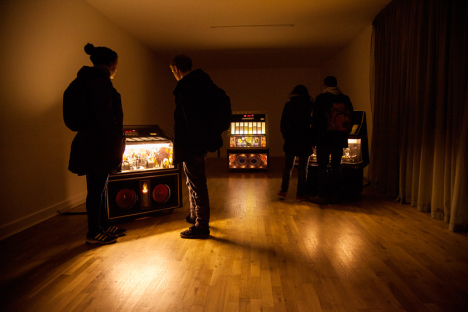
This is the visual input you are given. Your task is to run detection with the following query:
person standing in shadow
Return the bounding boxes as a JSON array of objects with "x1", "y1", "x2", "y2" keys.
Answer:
[
  {"x1": 278, "y1": 85, "x2": 314, "y2": 202},
  {"x1": 170, "y1": 54, "x2": 220, "y2": 239},
  {"x1": 309, "y1": 76, "x2": 353, "y2": 205},
  {"x1": 66, "y1": 43, "x2": 126, "y2": 244}
]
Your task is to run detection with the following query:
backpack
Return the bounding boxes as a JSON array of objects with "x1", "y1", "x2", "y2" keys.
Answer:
[
  {"x1": 206, "y1": 85, "x2": 232, "y2": 151},
  {"x1": 63, "y1": 76, "x2": 90, "y2": 131},
  {"x1": 327, "y1": 102, "x2": 352, "y2": 132},
  {"x1": 208, "y1": 85, "x2": 232, "y2": 135}
]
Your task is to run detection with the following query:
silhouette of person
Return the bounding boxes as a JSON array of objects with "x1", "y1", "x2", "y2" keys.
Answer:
[
  {"x1": 278, "y1": 85, "x2": 314, "y2": 202},
  {"x1": 67, "y1": 43, "x2": 126, "y2": 244},
  {"x1": 170, "y1": 54, "x2": 220, "y2": 238},
  {"x1": 309, "y1": 76, "x2": 353, "y2": 205}
]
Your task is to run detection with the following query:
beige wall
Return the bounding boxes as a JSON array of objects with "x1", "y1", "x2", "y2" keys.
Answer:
[
  {"x1": 0, "y1": 0, "x2": 173, "y2": 239},
  {"x1": 319, "y1": 24, "x2": 373, "y2": 178},
  {"x1": 206, "y1": 22, "x2": 374, "y2": 161},
  {"x1": 207, "y1": 67, "x2": 322, "y2": 158}
]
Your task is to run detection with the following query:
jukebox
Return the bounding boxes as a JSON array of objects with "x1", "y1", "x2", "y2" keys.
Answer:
[
  {"x1": 106, "y1": 125, "x2": 182, "y2": 220},
  {"x1": 306, "y1": 110, "x2": 369, "y2": 195},
  {"x1": 227, "y1": 111, "x2": 269, "y2": 170}
]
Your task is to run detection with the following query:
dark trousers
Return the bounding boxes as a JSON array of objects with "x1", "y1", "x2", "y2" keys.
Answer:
[
  {"x1": 281, "y1": 153, "x2": 309, "y2": 196},
  {"x1": 183, "y1": 155, "x2": 210, "y2": 229},
  {"x1": 86, "y1": 173, "x2": 109, "y2": 235},
  {"x1": 316, "y1": 146, "x2": 343, "y2": 198}
]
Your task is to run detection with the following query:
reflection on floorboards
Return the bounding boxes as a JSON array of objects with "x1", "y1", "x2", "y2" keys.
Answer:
[{"x1": 1, "y1": 157, "x2": 468, "y2": 312}]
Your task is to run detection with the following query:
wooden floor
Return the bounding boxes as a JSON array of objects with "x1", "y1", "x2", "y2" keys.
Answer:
[{"x1": 1, "y1": 157, "x2": 468, "y2": 312}]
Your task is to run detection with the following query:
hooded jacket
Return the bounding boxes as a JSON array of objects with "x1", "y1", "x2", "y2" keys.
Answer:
[
  {"x1": 68, "y1": 66, "x2": 125, "y2": 175},
  {"x1": 172, "y1": 69, "x2": 219, "y2": 163},
  {"x1": 280, "y1": 94, "x2": 314, "y2": 155}
]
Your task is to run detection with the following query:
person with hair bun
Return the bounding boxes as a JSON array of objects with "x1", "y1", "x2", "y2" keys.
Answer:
[
  {"x1": 67, "y1": 43, "x2": 126, "y2": 244},
  {"x1": 278, "y1": 85, "x2": 314, "y2": 202}
]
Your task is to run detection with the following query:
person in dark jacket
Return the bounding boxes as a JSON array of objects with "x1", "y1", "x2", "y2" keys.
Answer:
[
  {"x1": 278, "y1": 85, "x2": 314, "y2": 202},
  {"x1": 309, "y1": 76, "x2": 353, "y2": 205},
  {"x1": 67, "y1": 43, "x2": 126, "y2": 244},
  {"x1": 170, "y1": 54, "x2": 218, "y2": 239}
]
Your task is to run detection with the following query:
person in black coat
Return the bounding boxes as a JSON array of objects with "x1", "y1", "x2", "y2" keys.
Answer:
[
  {"x1": 309, "y1": 76, "x2": 353, "y2": 205},
  {"x1": 67, "y1": 43, "x2": 126, "y2": 244},
  {"x1": 278, "y1": 85, "x2": 314, "y2": 201},
  {"x1": 170, "y1": 54, "x2": 217, "y2": 239}
]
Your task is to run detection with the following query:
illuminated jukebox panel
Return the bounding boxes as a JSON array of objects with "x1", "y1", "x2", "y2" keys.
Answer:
[
  {"x1": 227, "y1": 112, "x2": 269, "y2": 170},
  {"x1": 107, "y1": 125, "x2": 182, "y2": 220}
]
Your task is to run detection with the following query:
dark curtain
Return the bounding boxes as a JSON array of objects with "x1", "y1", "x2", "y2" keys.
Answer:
[{"x1": 370, "y1": 0, "x2": 468, "y2": 232}]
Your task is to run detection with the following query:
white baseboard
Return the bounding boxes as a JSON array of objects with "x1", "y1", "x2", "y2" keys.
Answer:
[{"x1": 0, "y1": 193, "x2": 87, "y2": 241}]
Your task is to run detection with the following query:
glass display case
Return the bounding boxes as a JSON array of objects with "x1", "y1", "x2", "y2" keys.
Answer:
[
  {"x1": 341, "y1": 139, "x2": 363, "y2": 164},
  {"x1": 342, "y1": 111, "x2": 369, "y2": 168},
  {"x1": 121, "y1": 133, "x2": 174, "y2": 172},
  {"x1": 227, "y1": 112, "x2": 269, "y2": 169},
  {"x1": 107, "y1": 125, "x2": 182, "y2": 220}
]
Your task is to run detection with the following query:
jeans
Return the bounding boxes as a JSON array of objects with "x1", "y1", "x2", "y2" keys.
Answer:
[
  {"x1": 86, "y1": 173, "x2": 109, "y2": 234},
  {"x1": 316, "y1": 146, "x2": 343, "y2": 198},
  {"x1": 183, "y1": 155, "x2": 210, "y2": 229},
  {"x1": 281, "y1": 153, "x2": 309, "y2": 197}
]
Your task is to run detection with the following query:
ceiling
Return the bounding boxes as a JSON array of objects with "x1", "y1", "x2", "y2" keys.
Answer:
[{"x1": 86, "y1": 0, "x2": 391, "y2": 69}]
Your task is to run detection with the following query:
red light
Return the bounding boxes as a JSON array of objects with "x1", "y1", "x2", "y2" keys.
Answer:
[
  {"x1": 153, "y1": 184, "x2": 171, "y2": 203},
  {"x1": 116, "y1": 189, "x2": 136, "y2": 209}
]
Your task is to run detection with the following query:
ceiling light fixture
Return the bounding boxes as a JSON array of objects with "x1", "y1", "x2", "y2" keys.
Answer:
[{"x1": 211, "y1": 24, "x2": 294, "y2": 29}]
